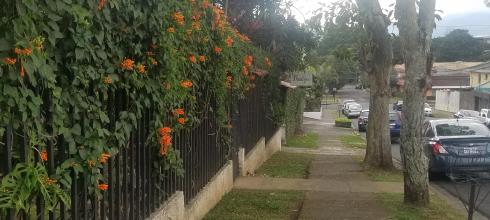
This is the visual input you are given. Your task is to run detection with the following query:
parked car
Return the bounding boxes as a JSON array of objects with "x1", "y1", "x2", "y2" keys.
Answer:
[
  {"x1": 358, "y1": 110, "x2": 369, "y2": 132},
  {"x1": 424, "y1": 103, "x2": 433, "y2": 117},
  {"x1": 454, "y1": 109, "x2": 480, "y2": 119},
  {"x1": 389, "y1": 112, "x2": 401, "y2": 143},
  {"x1": 344, "y1": 103, "x2": 362, "y2": 118},
  {"x1": 342, "y1": 99, "x2": 356, "y2": 114},
  {"x1": 423, "y1": 119, "x2": 490, "y2": 179},
  {"x1": 479, "y1": 109, "x2": 490, "y2": 126},
  {"x1": 393, "y1": 100, "x2": 403, "y2": 111}
]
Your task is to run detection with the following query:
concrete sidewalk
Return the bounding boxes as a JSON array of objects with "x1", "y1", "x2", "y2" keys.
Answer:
[{"x1": 232, "y1": 108, "x2": 395, "y2": 219}]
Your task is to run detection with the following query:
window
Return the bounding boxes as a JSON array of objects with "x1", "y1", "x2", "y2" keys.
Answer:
[{"x1": 435, "y1": 122, "x2": 490, "y2": 137}]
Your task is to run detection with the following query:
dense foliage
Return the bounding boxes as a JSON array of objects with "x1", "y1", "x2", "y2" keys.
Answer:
[
  {"x1": 0, "y1": 0, "x2": 275, "y2": 214},
  {"x1": 432, "y1": 29, "x2": 490, "y2": 62}
]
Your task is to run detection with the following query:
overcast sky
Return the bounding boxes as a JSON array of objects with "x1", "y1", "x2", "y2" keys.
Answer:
[{"x1": 291, "y1": 0, "x2": 490, "y2": 22}]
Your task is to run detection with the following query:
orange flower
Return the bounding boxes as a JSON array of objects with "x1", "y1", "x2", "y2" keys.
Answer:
[
  {"x1": 226, "y1": 75, "x2": 233, "y2": 88},
  {"x1": 2, "y1": 57, "x2": 16, "y2": 65},
  {"x1": 214, "y1": 47, "x2": 222, "y2": 55},
  {"x1": 192, "y1": 21, "x2": 201, "y2": 30},
  {"x1": 103, "y1": 76, "x2": 113, "y2": 85},
  {"x1": 99, "y1": 153, "x2": 110, "y2": 164},
  {"x1": 244, "y1": 55, "x2": 253, "y2": 67},
  {"x1": 159, "y1": 127, "x2": 172, "y2": 136},
  {"x1": 98, "y1": 0, "x2": 106, "y2": 10},
  {"x1": 175, "y1": 108, "x2": 185, "y2": 115},
  {"x1": 14, "y1": 48, "x2": 32, "y2": 56},
  {"x1": 167, "y1": 27, "x2": 175, "y2": 33},
  {"x1": 120, "y1": 58, "x2": 135, "y2": 70},
  {"x1": 189, "y1": 55, "x2": 197, "y2": 63},
  {"x1": 201, "y1": 0, "x2": 210, "y2": 9},
  {"x1": 173, "y1": 11, "x2": 185, "y2": 26},
  {"x1": 159, "y1": 144, "x2": 170, "y2": 156},
  {"x1": 98, "y1": 183, "x2": 109, "y2": 191},
  {"x1": 40, "y1": 150, "x2": 48, "y2": 162},
  {"x1": 180, "y1": 80, "x2": 193, "y2": 88},
  {"x1": 242, "y1": 66, "x2": 249, "y2": 76},
  {"x1": 88, "y1": 160, "x2": 95, "y2": 168},
  {"x1": 136, "y1": 64, "x2": 146, "y2": 74},
  {"x1": 199, "y1": 55, "x2": 205, "y2": 62},
  {"x1": 22, "y1": 48, "x2": 32, "y2": 56},
  {"x1": 265, "y1": 57, "x2": 272, "y2": 67},
  {"x1": 160, "y1": 134, "x2": 172, "y2": 147},
  {"x1": 177, "y1": 118, "x2": 186, "y2": 125},
  {"x1": 226, "y1": 36, "x2": 233, "y2": 47},
  {"x1": 20, "y1": 62, "x2": 25, "y2": 78}
]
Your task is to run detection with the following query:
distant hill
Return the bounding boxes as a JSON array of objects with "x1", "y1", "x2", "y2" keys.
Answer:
[{"x1": 435, "y1": 10, "x2": 490, "y2": 37}]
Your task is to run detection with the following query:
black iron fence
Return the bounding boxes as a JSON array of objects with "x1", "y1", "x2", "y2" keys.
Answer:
[{"x1": 0, "y1": 80, "x2": 278, "y2": 220}]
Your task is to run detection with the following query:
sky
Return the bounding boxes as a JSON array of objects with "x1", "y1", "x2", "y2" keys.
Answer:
[
  {"x1": 291, "y1": 0, "x2": 490, "y2": 37},
  {"x1": 291, "y1": 0, "x2": 490, "y2": 22}
]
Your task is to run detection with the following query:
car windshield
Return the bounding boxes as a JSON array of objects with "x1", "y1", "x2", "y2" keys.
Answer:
[
  {"x1": 349, "y1": 105, "x2": 361, "y2": 110},
  {"x1": 435, "y1": 121, "x2": 490, "y2": 137},
  {"x1": 389, "y1": 113, "x2": 398, "y2": 121},
  {"x1": 396, "y1": 101, "x2": 403, "y2": 105},
  {"x1": 424, "y1": 103, "x2": 430, "y2": 108},
  {"x1": 361, "y1": 111, "x2": 369, "y2": 117},
  {"x1": 460, "y1": 110, "x2": 479, "y2": 117}
]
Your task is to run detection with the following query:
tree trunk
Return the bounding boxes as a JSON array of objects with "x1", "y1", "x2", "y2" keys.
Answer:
[
  {"x1": 396, "y1": 0, "x2": 436, "y2": 206},
  {"x1": 356, "y1": 0, "x2": 393, "y2": 169}
]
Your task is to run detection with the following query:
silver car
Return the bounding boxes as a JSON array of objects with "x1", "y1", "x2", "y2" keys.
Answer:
[{"x1": 345, "y1": 103, "x2": 362, "y2": 118}]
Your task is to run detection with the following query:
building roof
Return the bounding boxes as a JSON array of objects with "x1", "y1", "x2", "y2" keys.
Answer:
[
  {"x1": 431, "y1": 75, "x2": 470, "y2": 88},
  {"x1": 434, "y1": 62, "x2": 490, "y2": 76}
]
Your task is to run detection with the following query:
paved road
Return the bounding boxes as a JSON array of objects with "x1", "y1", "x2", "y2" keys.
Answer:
[{"x1": 338, "y1": 86, "x2": 490, "y2": 218}]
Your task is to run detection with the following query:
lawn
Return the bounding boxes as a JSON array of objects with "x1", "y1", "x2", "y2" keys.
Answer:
[
  {"x1": 339, "y1": 134, "x2": 366, "y2": 149},
  {"x1": 204, "y1": 190, "x2": 304, "y2": 220},
  {"x1": 353, "y1": 156, "x2": 403, "y2": 182},
  {"x1": 286, "y1": 132, "x2": 319, "y2": 148},
  {"x1": 378, "y1": 193, "x2": 465, "y2": 220},
  {"x1": 256, "y1": 152, "x2": 314, "y2": 178}
]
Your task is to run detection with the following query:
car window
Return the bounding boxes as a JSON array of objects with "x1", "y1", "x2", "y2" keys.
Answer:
[
  {"x1": 435, "y1": 122, "x2": 490, "y2": 137},
  {"x1": 361, "y1": 111, "x2": 369, "y2": 117},
  {"x1": 424, "y1": 123, "x2": 435, "y2": 137},
  {"x1": 424, "y1": 103, "x2": 430, "y2": 108},
  {"x1": 349, "y1": 105, "x2": 361, "y2": 110}
]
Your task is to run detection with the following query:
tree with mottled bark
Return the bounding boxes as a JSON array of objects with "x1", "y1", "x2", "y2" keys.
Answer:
[
  {"x1": 356, "y1": 0, "x2": 393, "y2": 169},
  {"x1": 395, "y1": 0, "x2": 436, "y2": 206}
]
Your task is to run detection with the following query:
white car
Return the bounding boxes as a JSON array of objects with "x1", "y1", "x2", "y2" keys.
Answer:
[
  {"x1": 479, "y1": 109, "x2": 490, "y2": 126},
  {"x1": 341, "y1": 99, "x2": 356, "y2": 114},
  {"x1": 345, "y1": 103, "x2": 362, "y2": 118},
  {"x1": 424, "y1": 103, "x2": 433, "y2": 117}
]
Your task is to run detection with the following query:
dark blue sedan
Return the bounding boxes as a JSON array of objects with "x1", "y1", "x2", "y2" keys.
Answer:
[
  {"x1": 389, "y1": 112, "x2": 401, "y2": 143},
  {"x1": 423, "y1": 119, "x2": 490, "y2": 180}
]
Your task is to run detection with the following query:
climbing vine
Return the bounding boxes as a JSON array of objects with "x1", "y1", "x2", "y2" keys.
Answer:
[{"x1": 0, "y1": 0, "x2": 274, "y2": 214}]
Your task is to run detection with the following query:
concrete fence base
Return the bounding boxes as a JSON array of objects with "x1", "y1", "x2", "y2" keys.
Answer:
[{"x1": 149, "y1": 128, "x2": 282, "y2": 220}]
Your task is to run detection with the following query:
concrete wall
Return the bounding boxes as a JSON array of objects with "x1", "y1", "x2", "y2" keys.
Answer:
[
  {"x1": 149, "y1": 191, "x2": 185, "y2": 220},
  {"x1": 184, "y1": 161, "x2": 234, "y2": 220},
  {"x1": 435, "y1": 90, "x2": 460, "y2": 112},
  {"x1": 149, "y1": 161, "x2": 234, "y2": 220},
  {"x1": 241, "y1": 128, "x2": 283, "y2": 176},
  {"x1": 148, "y1": 128, "x2": 283, "y2": 220}
]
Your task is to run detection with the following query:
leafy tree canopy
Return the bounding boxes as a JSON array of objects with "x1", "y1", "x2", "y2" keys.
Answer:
[{"x1": 432, "y1": 29, "x2": 490, "y2": 62}]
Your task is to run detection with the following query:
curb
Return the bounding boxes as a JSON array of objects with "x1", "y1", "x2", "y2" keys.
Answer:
[{"x1": 392, "y1": 157, "x2": 487, "y2": 220}]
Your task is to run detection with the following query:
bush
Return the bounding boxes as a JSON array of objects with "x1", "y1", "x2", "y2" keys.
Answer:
[{"x1": 335, "y1": 117, "x2": 352, "y2": 128}]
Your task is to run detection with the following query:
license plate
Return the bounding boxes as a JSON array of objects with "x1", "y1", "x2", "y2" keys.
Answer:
[{"x1": 463, "y1": 147, "x2": 480, "y2": 155}]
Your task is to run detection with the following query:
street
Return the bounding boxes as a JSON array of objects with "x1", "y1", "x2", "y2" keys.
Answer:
[{"x1": 335, "y1": 85, "x2": 490, "y2": 218}]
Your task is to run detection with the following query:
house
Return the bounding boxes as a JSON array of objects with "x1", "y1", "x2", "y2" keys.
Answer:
[{"x1": 432, "y1": 62, "x2": 490, "y2": 112}]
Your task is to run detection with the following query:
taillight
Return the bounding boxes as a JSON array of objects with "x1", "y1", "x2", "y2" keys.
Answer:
[{"x1": 430, "y1": 141, "x2": 448, "y2": 154}]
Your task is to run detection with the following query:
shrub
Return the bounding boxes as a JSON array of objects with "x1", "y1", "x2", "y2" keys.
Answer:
[{"x1": 335, "y1": 117, "x2": 352, "y2": 128}]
